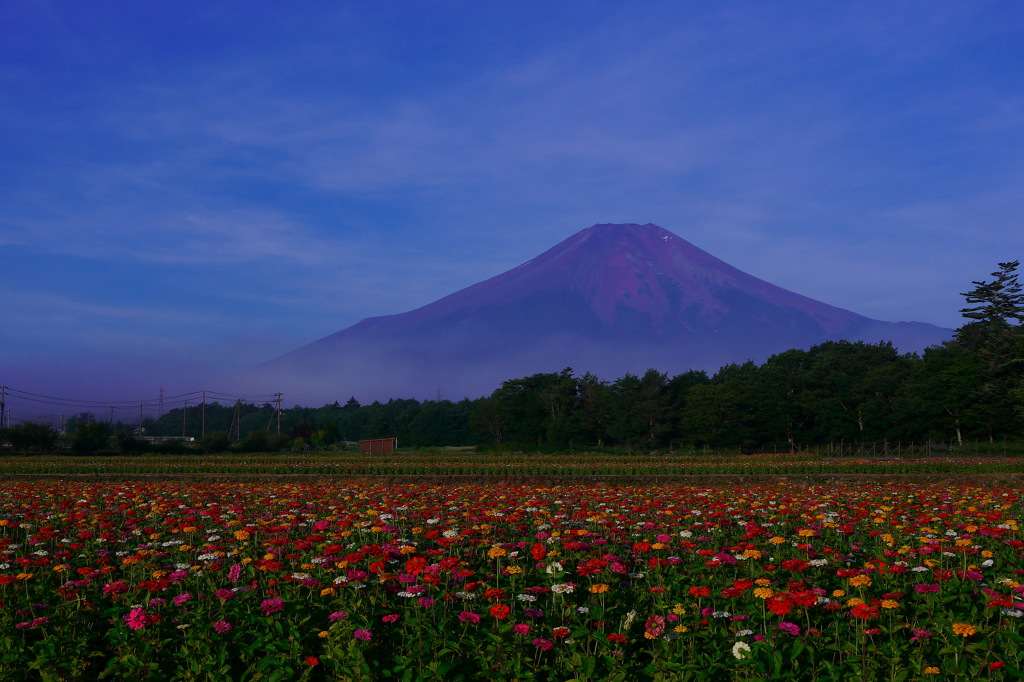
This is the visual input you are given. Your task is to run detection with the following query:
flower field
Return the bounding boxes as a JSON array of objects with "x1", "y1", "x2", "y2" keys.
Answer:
[{"x1": 1, "y1": 479, "x2": 1023, "y2": 680}]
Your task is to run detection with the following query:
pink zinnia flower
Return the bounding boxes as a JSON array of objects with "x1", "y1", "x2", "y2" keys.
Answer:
[
  {"x1": 228, "y1": 564, "x2": 242, "y2": 583},
  {"x1": 458, "y1": 611, "x2": 481, "y2": 624},
  {"x1": 328, "y1": 611, "x2": 347, "y2": 622},
  {"x1": 382, "y1": 613, "x2": 400, "y2": 623},
  {"x1": 533, "y1": 638, "x2": 554, "y2": 651},
  {"x1": 513, "y1": 623, "x2": 531, "y2": 636},
  {"x1": 123, "y1": 608, "x2": 148, "y2": 631},
  {"x1": 261, "y1": 598, "x2": 284, "y2": 616},
  {"x1": 103, "y1": 581, "x2": 129, "y2": 597},
  {"x1": 354, "y1": 629, "x2": 372, "y2": 641},
  {"x1": 215, "y1": 589, "x2": 234, "y2": 601},
  {"x1": 213, "y1": 620, "x2": 232, "y2": 634},
  {"x1": 644, "y1": 614, "x2": 665, "y2": 638},
  {"x1": 173, "y1": 593, "x2": 192, "y2": 606},
  {"x1": 778, "y1": 622, "x2": 801, "y2": 636}
]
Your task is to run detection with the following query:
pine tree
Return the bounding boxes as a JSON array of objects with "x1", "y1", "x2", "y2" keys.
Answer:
[
  {"x1": 959, "y1": 260, "x2": 1023, "y2": 325},
  {"x1": 954, "y1": 260, "x2": 1024, "y2": 439}
]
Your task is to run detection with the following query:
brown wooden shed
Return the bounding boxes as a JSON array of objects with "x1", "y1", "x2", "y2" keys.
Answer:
[{"x1": 360, "y1": 437, "x2": 397, "y2": 454}]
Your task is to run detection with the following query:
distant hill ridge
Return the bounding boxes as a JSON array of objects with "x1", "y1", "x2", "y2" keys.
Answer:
[{"x1": 264, "y1": 223, "x2": 952, "y2": 401}]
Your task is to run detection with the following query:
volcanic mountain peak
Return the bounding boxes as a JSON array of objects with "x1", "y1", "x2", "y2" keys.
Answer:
[
  {"x1": 265, "y1": 222, "x2": 953, "y2": 402},
  {"x1": 445, "y1": 222, "x2": 857, "y2": 332}
]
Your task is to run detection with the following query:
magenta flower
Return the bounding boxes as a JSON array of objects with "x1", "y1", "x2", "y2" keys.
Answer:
[
  {"x1": 261, "y1": 598, "x2": 284, "y2": 616},
  {"x1": 911, "y1": 628, "x2": 932, "y2": 642},
  {"x1": 123, "y1": 608, "x2": 148, "y2": 631},
  {"x1": 328, "y1": 611, "x2": 348, "y2": 622},
  {"x1": 354, "y1": 629, "x2": 373, "y2": 641},
  {"x1": 914, "y1": 584, "x2": 940, "y2": 594},
  {"x1": 513, "y1": 623, "x2": 531, "y2": 635},
  {"x1": 533, "y1": 638, "x2": 554, "y2": 651},
  {"x1": 778, "y1": 622, "x2": 801, "y2": 636},
  {"x1": 213, "y1": 620, "x2": 232, "y2": 634},
  {"x1": 215, "y1": 588, "x2": 235, "y2": 601},
  {"x1": 173, "y1": 593, "x2": 192, "y2": 607},
  {"x1": 382, "y1": 613, "x2": 400, "y2": 623},
  {"x1": 228, "y1": 564, "x2": 242, "y2": 583},
  {"x1": 103, "y1": 581, "x2": 129, "y2": 597},
  {"x1": 458, "y1": 611, "x2": 481, "y2": 624}
]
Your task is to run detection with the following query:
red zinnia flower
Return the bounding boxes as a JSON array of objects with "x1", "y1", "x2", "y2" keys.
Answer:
[
  {"x1": 851, "y1": 604, "x2": 879, "y2": 620},
  {"x1": 766, "y1": 595, "x2": 795, "y2": 616},
  {"x1": 484, "y1": 588, "x2": 507, "y2": 601}
]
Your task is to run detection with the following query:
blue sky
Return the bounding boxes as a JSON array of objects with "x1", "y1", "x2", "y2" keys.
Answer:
[{"x1": 2, "y1": 1, "x2": 1023, "y2": 411}]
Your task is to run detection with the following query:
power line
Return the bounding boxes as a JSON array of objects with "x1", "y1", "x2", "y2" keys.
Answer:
[{"x1": 0, "y1": 385, "x2": 279, "y2": 427}]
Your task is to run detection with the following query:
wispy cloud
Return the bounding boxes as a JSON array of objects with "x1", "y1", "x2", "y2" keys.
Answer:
[{"x1": 2, "y1": 1, "x2": 1022, "y2": 397}]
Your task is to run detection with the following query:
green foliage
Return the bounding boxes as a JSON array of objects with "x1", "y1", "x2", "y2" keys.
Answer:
[
  {"x1": 235, "y1": 431, "x2": 290, "y2": 453},
  {"x1": 0, "y1": 422, "x2": 58, "y2": 452},
  {"x1": 199, "y1": 431, "x2": 231, "y2": 454},
  {"x1": 71, "y1": 422, "x2": 112, "y2": 454},
  {"x1": 958, "y1": 259, "x2": 1024, "y2": 327},
  {"x1": 114, "y1": 431, "x2": 146, "y2": 455}
]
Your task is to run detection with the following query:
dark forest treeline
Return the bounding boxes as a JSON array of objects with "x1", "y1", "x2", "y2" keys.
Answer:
[{"x1": 4, "y1": 262, "x2": 1023, "y2": 454}]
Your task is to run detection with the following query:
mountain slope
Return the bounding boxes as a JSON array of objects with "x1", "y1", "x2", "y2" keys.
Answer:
[{"x1": 263, "y1": 223, "x2": 952, "y2": 401}]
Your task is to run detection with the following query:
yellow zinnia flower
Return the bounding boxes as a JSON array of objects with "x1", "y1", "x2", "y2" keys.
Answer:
[
  {"x1": 849, "y1": 574, "x2": 872, "y2": 587},
  {"x1": 952, "y1": 623, "x2": 976, "y2": 637}
]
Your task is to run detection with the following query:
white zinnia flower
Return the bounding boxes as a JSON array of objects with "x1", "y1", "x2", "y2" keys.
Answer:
[{"x1": 732, "y1": 641, "x2": 752, "y2": 660}]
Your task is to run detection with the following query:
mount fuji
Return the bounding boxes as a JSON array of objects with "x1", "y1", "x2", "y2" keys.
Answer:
[{"x1": 262, "y1": 223, "x2": 952, "y2": 402}]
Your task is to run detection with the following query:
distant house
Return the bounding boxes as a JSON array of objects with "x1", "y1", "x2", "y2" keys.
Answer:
[{"x1": 360, "y1": 437, "x2": 397, "y2": 454}]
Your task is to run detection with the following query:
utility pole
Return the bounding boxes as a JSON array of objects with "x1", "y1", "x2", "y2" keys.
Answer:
[
  {"x1": 275, "y1": 392, "x2": 282, "y2": 435},
  {"x1": 0, "y1": 385, "x2": 6, "y2": 429},
  {"x1": 158, "y1": 385, "x2": 164, "y2": 418},
  {"x1": 201, "y1": 389, "x2": 207, "y2": 441},
  {"x1": 109, "y1": 406, "x2": 115, "y2": 425},
  {"x1": 182, "y1": 401, "x2": 188, "y2": 438}
]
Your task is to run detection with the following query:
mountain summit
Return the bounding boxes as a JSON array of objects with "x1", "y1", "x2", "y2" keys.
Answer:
[{"x1": 264, "y1": 223, "x2": 952, "y2": 401}]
